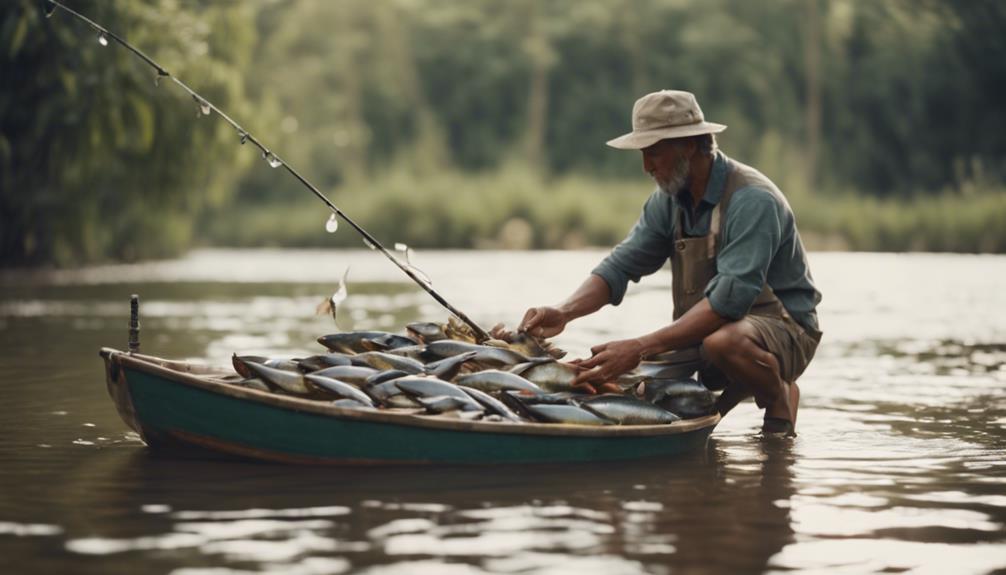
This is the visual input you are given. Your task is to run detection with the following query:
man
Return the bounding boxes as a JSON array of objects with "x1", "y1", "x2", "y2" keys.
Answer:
[{"x1": 518, "y1": 90, "x2": 822, "y2": 435}]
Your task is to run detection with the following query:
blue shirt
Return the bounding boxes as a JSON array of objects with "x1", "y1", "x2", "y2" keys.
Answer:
[{"x1": 592, "y1": 151, "x2": 822, "y2": 334}]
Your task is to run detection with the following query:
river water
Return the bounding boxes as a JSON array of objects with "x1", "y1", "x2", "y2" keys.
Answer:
[{"x1": 0, "y1": 249, "x2": 1003, "y2": 574}]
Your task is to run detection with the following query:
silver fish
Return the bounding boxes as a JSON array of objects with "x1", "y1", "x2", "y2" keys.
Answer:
[
  {"x1": 455, "y1": 370, "x2": 543, "y2": 394},
  {"x1": 317, "y1": 331, "x2": 416, "y2": 354},
  {"x1": 393, "y1": 376, "x2": 474, "y2": 403},
  {"x1": 304, "y1": 374, "x2": 375, "y2": 406},
  {"x1": 232, "y1": 354, "x2": 268, "y2": 378},
  {"x1": 365, "y1": 369, "x2": 411, "y2": 385},
  {"x1": 510, "y1": 359, "x2": 581, "y2": 392},
  {"x1": 370, "y1": 333, "x2": 420, "y2": 350},
  {"x1": 416, "y1": 395, "x2": 483, "y2": 414},
  {"x1": 634, "y1": 348, "x2": 703, "y2": 379},
  {"x1": 504, "y1": 390, "x2": 579, "y2": 405},
  {"x1": 637, "y1": 378, "x2": 708, "y2": 401},
  {"x1": 502, "y1": 332, "x2": 559, "y2": 359},
  {"x1": 310, "y1": 365, "x2": 379, "y2": 385},
  {"x1": 579, "y1": 395, "x2": 680, "y2": 425},
  {"x1": 232, "y1": 355, "x2": 299, "y2": 378},
  {"x1": 498, "y1": 390, "x2": 577, "y2": 420},
  {"x1": 351, "y1": 351, "x2": 426, "y2": 374},
  {"x1": 423, "y1": 341, "x2": 529, "y2": 368},
  {"x1": 296, "y1": 353, "x2": 355, "y2": 372},
  {"x1": 332, "y1": 398, "x2": 375, "y2": 410},
  {"x1": 264, "y1": 358, "x2": 301, "y2": 371},
  {"x1": 384, "y1": 345, "x2": 428, "y2": 361},
  {"x1": 526, "y1": 404, "x2": 613, "y2": 426},
  {"x1": 406, "y1": 321, "x2": 448, "y2": 343},
  {"x1": 363, "y1": 380, "x2": 422, "y2": 408},
  {"x1": 638, "y1": 378, "x2": 716, "y2": 419},
  {"x1": 242, "y1": 361, "x2": 311, "y2": 395},
  {"x1": 634, "y1": 362, "x2": 697, "y2": 380},
  {"x1": 424, "y1": 351, "x2": 478, "y2": 380},
  {"x1": 460, "y1": 386, "x2": 523, "y2": 422}
]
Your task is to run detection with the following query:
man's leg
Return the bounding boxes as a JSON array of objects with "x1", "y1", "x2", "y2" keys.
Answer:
[
  {"x1": 702, "y1": 320, "x2": 795, "y2": 429},
  {"x1": 714, "y1": 381, "x2": 753, "y2": 417}
]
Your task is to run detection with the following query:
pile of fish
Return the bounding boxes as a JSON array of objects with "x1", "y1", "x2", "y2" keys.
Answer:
[{"x1": 225, "y1": 318, "x2": 717, "y2": 426}]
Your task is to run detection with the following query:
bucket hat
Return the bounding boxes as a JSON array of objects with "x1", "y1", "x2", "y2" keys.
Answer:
[{"x1": 606, "y1": 90, "x2": 726, "y2": 149}]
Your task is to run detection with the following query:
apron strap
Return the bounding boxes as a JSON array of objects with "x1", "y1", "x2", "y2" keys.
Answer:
[
  {"x1": 673, "y1": 201, "x2": 683, "y2": 241},
  {"x1": 707, "y1": 205, "x2": 720, "y2": 259}
]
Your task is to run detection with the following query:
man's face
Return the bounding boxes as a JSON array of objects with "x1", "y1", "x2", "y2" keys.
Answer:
[{"x1": 641, "y1": 139, "x2": 690, "y2": 195}]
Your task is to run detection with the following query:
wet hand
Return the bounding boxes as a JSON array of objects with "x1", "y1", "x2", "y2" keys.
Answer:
[
  {"x1": 571, "y1": 339, "x2": 644, "y2": 385},
  {"x1": 518, "y1": 306, "x2": 568, "y2": 339}
]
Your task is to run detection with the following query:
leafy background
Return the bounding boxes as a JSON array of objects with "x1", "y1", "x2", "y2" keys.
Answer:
[{"x1": 2, "y1": 0, "x2": 1004, "y2": 265}]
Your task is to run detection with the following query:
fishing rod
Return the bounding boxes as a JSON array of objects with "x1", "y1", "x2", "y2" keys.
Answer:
[{"x1": 43, "y1": 0, "x2": 492, "y2": 343}]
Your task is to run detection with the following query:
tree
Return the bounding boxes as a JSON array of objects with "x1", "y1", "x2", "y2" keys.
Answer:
[{"x1": 0, "y1": 0, "x2": 256, "y2": 265}]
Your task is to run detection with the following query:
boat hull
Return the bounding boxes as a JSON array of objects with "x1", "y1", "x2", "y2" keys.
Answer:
[{"x1": 101, "y1": 348, "x2": 718, "y2": 465}]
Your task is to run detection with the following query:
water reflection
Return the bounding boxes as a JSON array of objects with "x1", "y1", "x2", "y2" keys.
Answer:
[{"x1": 37, "y1": 442, "x2": 800, "y2": 574}]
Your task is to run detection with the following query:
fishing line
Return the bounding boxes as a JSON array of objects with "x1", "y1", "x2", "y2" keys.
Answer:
[{"x1": 42, "y1": 0, "x2": 491, "y2": 342}]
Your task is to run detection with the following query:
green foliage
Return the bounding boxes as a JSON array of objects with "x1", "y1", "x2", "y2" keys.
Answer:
[
  {"x1": 3, "y1": 0, "x2": 1005, "y2": 266},
  {"x1": 204, "y1": 169, "x2": 1006, "y2": 254},
  {"x1": 202, "y1": 166, "x2": 649, "y2": 250},
  {"x1": 0, "y1": 0, "x2": 256, "y2": 265},
  {"x1": 792, "y1": 183, "x2": 1006, "y2": 253}
]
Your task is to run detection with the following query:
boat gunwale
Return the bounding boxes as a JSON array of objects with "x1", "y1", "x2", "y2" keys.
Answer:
[{"x1": 100, "y1": 347, "x2": 719, "y2": 438}]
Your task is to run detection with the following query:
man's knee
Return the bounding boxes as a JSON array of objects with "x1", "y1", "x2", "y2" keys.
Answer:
[{"x1": 702, "y1": 323, "x2": 749, "y2": 364}]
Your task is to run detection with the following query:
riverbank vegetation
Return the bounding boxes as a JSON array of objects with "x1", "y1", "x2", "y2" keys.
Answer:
[
  {"x1": 203, "y1": 168, "x2": 1006, "y2": 254},
  {"x1": 3, "y1": 0, "x2": 1005, "y2": 265}
]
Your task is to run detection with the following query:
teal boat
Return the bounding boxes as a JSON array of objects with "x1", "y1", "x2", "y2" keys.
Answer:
[{"x1": 99, "y1": 348, "x2": 719, "y2": 465}]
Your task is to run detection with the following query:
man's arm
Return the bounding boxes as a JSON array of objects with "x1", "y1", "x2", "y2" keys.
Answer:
[
  {"x1": 519, "y1": 190, "x2": 673, "y2": 338},
  {"x1": 636, "y1": 298, "x2": 728, "y2": 355},
  {"x1": 572, "y1": 298, "x2": 727, "y2": 384},
  {"x1": 519, "y1": 274, "x2": 611, "y2": 338}
]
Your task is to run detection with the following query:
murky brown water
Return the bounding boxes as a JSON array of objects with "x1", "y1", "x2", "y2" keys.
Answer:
[{"x1": 1, "y1": 250, "x2": 1004, "y2": 574}]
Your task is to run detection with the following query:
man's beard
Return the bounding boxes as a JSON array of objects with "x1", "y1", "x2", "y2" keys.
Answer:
[{"x1": 657, "y1": 155, "x2": 690, "y2": 196}]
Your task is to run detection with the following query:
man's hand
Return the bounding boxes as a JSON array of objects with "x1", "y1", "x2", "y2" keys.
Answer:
[
  {"x1": 519, "y1": 306, "x2": 569, "y2": 338},
  {"x1": 570, "y1": 338, "x2": 645, "y2": 385}
]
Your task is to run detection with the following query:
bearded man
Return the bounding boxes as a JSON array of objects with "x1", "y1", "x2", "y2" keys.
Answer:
[{"x1": 518, "y1": 90, "x2": 822, "y2": 435}]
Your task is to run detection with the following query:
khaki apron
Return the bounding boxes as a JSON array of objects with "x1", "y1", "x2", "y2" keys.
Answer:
[
  {"x1": 670, "y1": 181, "x2": 782, "y2": 320},
  {"x1": 651, "y1": 158, "x2": 819, "y2": 386}
]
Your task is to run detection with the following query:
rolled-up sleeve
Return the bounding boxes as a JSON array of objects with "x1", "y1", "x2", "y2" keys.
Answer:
[
  {"x1": 592, "y1": 191, "x2": 673, "y2": 305},
  {"x1": 705, "y1": 188, "x2": 782, "y2": 319}
]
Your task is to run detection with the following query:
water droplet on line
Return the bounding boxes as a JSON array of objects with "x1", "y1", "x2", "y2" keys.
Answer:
[
  {"x1": 395, "y1": 242, "x2": 414, "y2": 265},
  {"x1": 44, "y1": 2, "x2": 56, "y2": 18},
  {"x1": 154, "y1": 71, "x2": 168, "y2": 87},
  {"x1": 97, "y1": 32, "x2": 109, "y2": 46},
  {"x1": 325, "y1": 214, "x2": 339, "y2": 233},
  {"x1": 262, "y1": 151, "x2": 282, "y2": 168},
  {"x1": 363, "y1": 238, "x2": 377, "y2": 250},
  {"x1": 238, "y1": 130, "x2": 248, "y2": 145},
  {"x1": 192, "y1": 95, "x2": 211, "y2": 116}
]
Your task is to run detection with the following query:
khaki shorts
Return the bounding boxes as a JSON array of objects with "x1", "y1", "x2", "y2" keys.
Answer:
[{"x1": 699, "y1": 313, "x2": 821, "y2": 390}]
